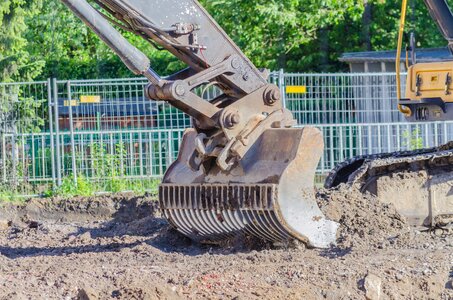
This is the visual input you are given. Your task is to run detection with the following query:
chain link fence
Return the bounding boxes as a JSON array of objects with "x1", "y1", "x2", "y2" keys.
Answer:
[{"x1": 1, "y1": 72, "x2": 450, "y2": 196}]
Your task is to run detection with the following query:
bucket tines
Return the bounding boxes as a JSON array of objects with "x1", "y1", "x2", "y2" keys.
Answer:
[{"x1": 159, "y1": 127, "x2": 339, "y2": 248}]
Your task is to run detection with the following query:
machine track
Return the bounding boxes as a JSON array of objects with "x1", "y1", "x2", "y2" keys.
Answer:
[
  {"x1": 325, "y1": 141, "x2": 453, "y2": 188},
  {"x1": 325, "y1": 142, "x2": 453, "y2": 229}
]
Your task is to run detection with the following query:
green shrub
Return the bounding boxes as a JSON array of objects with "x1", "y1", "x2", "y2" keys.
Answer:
[
  {"x1": 46, "y1": 175, "x2": 95, "y2": 198},
  {"x1": 402, "y1": 129, "x2": 424, "y2": 150}
]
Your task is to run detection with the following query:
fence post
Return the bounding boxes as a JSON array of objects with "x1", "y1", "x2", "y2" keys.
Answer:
[
  {"x1": 67, "y1": 81, "x2": 78, "y2": 185},
  {"x1": 278, "y1": 69, "x2": 287, "y2": 109},
  {"x1": 1, "y1": 134, "x2": 5, "y2": 183},
  {"x1": 11, "y1": 130, "x2": 17, "y2": 189},
  {"x1": 52, "y1": 78, "x2": 62, "y2": 186},
  {"x1": 47, "y1": 79, "x2": 56, "y2": 189},
  {"x1": 167, "y1": 131, "x2": 173, "y2": 165}
]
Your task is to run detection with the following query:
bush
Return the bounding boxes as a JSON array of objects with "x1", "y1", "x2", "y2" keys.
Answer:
[
  {"x1": 402, "y1": 129, "x2": 424, "y2": 150},
  {"x1": 46, "y1": 175, "x2": 95, "y2": 198}
]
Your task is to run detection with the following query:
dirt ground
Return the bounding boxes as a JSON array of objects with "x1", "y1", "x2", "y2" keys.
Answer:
[{"x1": 0, "y1": 188, "x2": 452, "y2": 300}]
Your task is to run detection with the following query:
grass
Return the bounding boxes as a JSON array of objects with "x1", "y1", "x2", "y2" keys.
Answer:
[
  {"x1": 0, "y1": 177, "x2": 161, "y2": 202},
  {"x1": 0, "y1": 190, "x2": 20, "y2": 203},
  {"x1": 402, "y1": 129, "x2": 424, "y2": 150},
  {"x1": 0, "y1": 188, "x2": 30, "y2": 204},
  {"x1": 42, "y1": 176, "x2": 161, "y2": 198},
  {"x1": 44, "y1": 175, "x2": 95, "y2": 198}
]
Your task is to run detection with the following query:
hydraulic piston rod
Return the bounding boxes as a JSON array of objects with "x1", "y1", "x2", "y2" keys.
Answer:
[{"x1": 60, "y1": 0, "x2": 162, "y2": 85}]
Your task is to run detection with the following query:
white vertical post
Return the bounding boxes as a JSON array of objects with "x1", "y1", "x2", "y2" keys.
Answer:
[
  {"x1": 53, "y1": 78, "x2": 62, "y2": 186},
  {"x1": 47, "y1": 79, "x2": 56, "y2": 188},
  {"x1": 67, "y1": 81, "x2": 77, "y2": 185},
  {"x1": 278, "y1": 69, "x2": 287, "y2": 110}
]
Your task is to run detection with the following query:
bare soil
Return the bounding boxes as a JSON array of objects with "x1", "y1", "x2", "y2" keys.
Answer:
[{"x1": 0, "y1": 189, "x2": 452, "y2": 300}]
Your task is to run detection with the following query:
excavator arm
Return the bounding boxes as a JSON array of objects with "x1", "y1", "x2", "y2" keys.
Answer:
[
  {"x1": 424, "y1": 0, "x2": 453, "y2": 53},
  {"x1": 60, "y1": 0, "x2": 339, "y2": 248},
  {"x1": 62, "y1": 0, "x2": 271, "y2": 131}
]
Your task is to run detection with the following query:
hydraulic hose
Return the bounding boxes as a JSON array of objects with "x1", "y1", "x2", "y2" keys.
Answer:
[{"x1": 396, "y1": 0, "x2": 412, "y2": 116}]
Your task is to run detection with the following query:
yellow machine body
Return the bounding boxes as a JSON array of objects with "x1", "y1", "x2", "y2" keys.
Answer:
[{"x1": 406, "y1": 62, "x2": 453, "y2": 101}]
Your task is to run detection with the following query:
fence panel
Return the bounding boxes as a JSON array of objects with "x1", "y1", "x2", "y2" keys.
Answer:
[
  {"x1": 1, "y1": 73, "x2": 452, "y2": 197},
  {"x1": 56, "y1": 129, "x2": 184, "y2": 180},
  {"x1": 0, "y1": 81, "x2": 50, "y2": 134},
  {"x1": 315, "y1": 122, "x2": 453, "y2": 174},
  {"x1": 284, "y1": 73, "x2": 406, "y2": 125},
  {"x1": 54, "y1": 78, "x2": 223, "y2": 133},
  {"x1": 0, "y1": 81, "x2": 52, "y2": 196}
]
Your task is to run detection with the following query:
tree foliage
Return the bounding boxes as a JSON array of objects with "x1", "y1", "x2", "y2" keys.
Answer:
[
  {"x1": 0, "y1": 0, "x2": 44, "y2": 81},
  {"x1": 25, "y1": 0, "x2": 185, "y2": 79},
  {"x1": 1, "y1": 0, "x2": 452, "y2": 80},
  {"x1": 0, "y1": 1, "x2": 46, "y2": 135},
  {"x1": 201, "y1": 0, "x2": 363, "y2": 70}
]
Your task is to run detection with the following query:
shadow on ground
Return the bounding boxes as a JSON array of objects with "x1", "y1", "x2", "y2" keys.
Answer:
[{"x1": 0, "y1": 195, "x2": 351, "y2": 259}]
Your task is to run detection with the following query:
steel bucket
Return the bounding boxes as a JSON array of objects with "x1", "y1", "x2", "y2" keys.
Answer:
[{"x1": 160, "y1": 127, "x2": 339, "y2": 248}]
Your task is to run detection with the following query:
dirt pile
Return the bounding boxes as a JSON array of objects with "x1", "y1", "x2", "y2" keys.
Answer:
[
  {"x1": 0, "y1": 194, "x2": 451, "y2": 299},
  {"x1": 0, "y1": 193, "x2": 157, "y2": 223},
  {"x1": 317, "y1": 185, "x2": 408, "y2": 249}
]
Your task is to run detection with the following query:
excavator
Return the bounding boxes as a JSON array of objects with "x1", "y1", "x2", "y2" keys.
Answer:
[
  {"x1": 325, "y1": 0, "x2": 453, "y2": 233},
  {"x1": 60, "y1": 0, "x2": 452, "y2": 249}
]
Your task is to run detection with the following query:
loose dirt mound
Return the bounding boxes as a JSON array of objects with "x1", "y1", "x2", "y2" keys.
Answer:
[
  {"x1": 317, "y1": 185, "x2": 408, "y2": 249},
  {"x1": 0, "y1": 193, "x2": 157, "y2": 223},
  {"x1": 0, "y1": 193, "x2": 451, "y2": 299}
]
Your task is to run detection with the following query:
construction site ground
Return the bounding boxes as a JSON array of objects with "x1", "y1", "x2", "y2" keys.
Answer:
[{"x1": 0, "y1": 187, "x2": 452, "y2": 300}]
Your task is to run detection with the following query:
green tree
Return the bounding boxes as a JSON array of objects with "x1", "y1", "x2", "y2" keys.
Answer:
[
  {"x1": 26, "y1": 0, "x2": 364, "y2": 78},
  {"x1": 26, "y1": 0, "x2": 184, "y2": 80},
  {"x1": 0, "y1": 1, "x2": 46, "y2": 136},
  {"x1": 201, "y1": 0, "x2": 363, "y2": 71},
  {"x1": 0, "y1": 0, "x2": 44, "y2": 82},
  {"x1": 9, "y1": 0, "x2": 453, "y2": 80}
]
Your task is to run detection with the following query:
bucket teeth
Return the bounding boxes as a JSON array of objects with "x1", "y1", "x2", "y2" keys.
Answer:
[{"x1": 160, "y1": 184, "x2": 291, "y2": 243}]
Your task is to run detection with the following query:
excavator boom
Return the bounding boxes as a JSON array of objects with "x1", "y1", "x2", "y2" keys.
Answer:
[{"x1": 60, "y1": 0, "x2": 339, "y2": 248}]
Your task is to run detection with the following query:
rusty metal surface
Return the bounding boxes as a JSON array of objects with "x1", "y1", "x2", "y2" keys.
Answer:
[
  {"x1": 159, "y1": 184, "x2": 292, "y2": 242},
  {"x1": 160, "y1": 127, "x2": 339, "y2": 248}
]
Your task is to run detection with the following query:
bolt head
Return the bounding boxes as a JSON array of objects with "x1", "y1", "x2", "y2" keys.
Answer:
[
  {"x1": 271, "y1": 90, "x2": 281, "y2": 101},
  {"x1": 231, "y1": 114, "x2": 240, "y2": 125},
  {"x1": 231, "y1": 58, "x2": 240, "y2": 69},
  {"x1": 224, "y1": 112, "x2": 240, "y2": 129},
  {"x1": 264, "y1": 87, "x2": 281, "y2": 106},
  {"x1": 175, "y1": 84, "x2": 185, "y2": 96}
]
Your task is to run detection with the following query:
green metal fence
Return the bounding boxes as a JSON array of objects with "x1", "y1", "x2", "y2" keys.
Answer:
[{"x1": 1, "y1": 71, "x2": 446, "y2": 197}]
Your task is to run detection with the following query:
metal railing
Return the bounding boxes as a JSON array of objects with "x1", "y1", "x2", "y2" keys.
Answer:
[
  {"x1": 3, "y1": 121, "x2": 452, "y2": 189},
  {"x1": 283, "y1": 72, "x2": 406, "y2": 124},
  {"x1": 316, "y1": 121, "x2": 453, "y2": 173},
  {"x1": 0, "y1": 71, "x2": 443, "y2": 197}
]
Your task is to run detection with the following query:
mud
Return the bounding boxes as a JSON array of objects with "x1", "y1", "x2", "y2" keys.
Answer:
[
  {"x1": 0, "y1": 191, "x2": 452, "y2": 300},
  {"x1": 317, "y1": 185, "x2": 408, "y2": 250}
]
